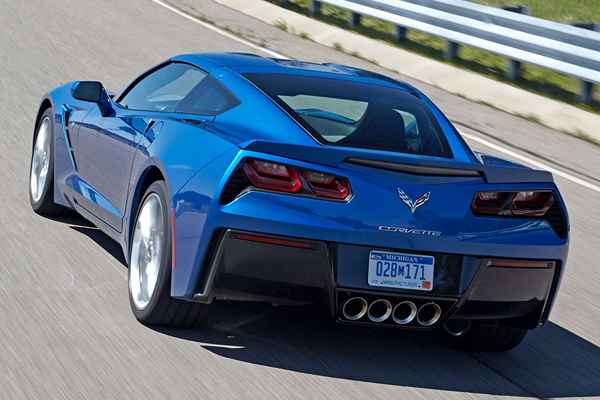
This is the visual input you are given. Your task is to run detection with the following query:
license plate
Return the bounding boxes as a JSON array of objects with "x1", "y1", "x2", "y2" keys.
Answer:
[{"x1": 367, "y1": 250, "x2": 434, "y2": 291}]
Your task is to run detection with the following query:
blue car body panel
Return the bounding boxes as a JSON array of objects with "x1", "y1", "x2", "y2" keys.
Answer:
[{"x1": 37, "y1": 53, "x2": 569, "y2": 325}]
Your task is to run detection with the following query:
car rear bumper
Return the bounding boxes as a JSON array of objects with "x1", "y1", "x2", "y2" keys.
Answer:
[{"x1": 190, "y1": 229, "x2": 562, "y2": 329}]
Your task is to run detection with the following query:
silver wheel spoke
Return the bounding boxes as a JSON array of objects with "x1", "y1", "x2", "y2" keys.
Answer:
[
  {"x1": 129, "y1": 193, "x2": 165, "y2": 310},
  {"x1": 30, "y1": 117, "x2": 51, "y2": 202}
]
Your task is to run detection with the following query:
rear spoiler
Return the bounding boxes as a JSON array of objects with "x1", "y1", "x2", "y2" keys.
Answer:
[
  {"x1": 243, "y1": 140, "x2": 555, "y2": 184},
  {"x1": 483, "y1": 166, "x2": 553, "y2": 184}
]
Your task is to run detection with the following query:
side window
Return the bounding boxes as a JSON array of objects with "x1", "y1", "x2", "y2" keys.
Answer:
[
  {"x1": 396, "y1": 110, "x2": 426, "y2": 154},
  {"x1": 119, "y1": 63, "x2": 207, "y2": 112},
  {"x1": 175, "y1": 75, "x2": 240, "y2": 115}
]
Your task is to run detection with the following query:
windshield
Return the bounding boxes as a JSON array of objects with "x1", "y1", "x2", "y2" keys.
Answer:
[{"x1": 244, "y1": 73, "x2": 452, "y2": 158}]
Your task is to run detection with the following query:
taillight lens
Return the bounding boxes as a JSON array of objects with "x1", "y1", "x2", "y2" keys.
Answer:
[
  {"x1": 511, "y1": 191, "x2": 554, "y2": 216},
  {"x1": 235, "y1": 158, "x2": 351, "y2": 201},
  {"x1": 472, "y1": 190, "x2": 554, "y2": 217},
  {"x1": 303, "y1": 170, "x2": 350, "y2": 200},
  {"x1": 243, "y1": 159, "x2": 302, "y2": 193},
  {"x1": 471, "y1": 191, "x2": 514, "y2": 215}
]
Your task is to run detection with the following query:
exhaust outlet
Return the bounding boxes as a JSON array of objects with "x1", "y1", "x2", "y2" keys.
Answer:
[
  {"x1": 416, "y1": 302, "x2": 442, "y2": 326},
  {"x1": 444, "y1": 319, "x2": 472, "y2": 337},
  {"x1": 342, "y1": 297, "x2": 368, "y2": 321},
  {"x1": 392, "y1": 301, "x2": 417, "y2": 325},
  {"x1": 367, "y1": 299, "x2": 392, "y2": 323}
]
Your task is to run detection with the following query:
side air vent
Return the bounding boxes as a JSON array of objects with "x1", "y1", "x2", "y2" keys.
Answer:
[
  {"x1": 60, "y1": 105, "x2": 77, "y2": 170},
  {"x1": 220, "y1": 166, "x2": 251, "y2": 204}
]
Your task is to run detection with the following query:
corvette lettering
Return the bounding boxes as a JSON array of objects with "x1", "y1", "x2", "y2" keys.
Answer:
[{"x1": 378, "y1": 225, "x2": 442, "y2": 236}]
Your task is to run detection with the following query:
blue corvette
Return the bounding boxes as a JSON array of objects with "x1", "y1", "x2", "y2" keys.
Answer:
[{"x1": 30, "y1": 53, "x2": 568, "y2": 351}]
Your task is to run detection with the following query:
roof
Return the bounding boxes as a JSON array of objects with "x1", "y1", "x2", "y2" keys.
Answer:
[{"x1": 171, "y1": 52, "x2": 419, "y2": 93}]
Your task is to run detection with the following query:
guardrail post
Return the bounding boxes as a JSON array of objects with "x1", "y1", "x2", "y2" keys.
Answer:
[
  {"x1": 572, "y1": 22, "x2": 599, "y2": 31},
  {"x1": 309, "y1": 0, "x2": 321, "y2": 16},
  {"x1": 395, "y1": 26, "x2": 407, "y2": 42},
  {"x1": 507, "y1": 60, "x2": 522, "y2": 80},
  {"x1": 502, "y1": 5, "x2": 529, "y2": 80},
  {"x1": 350, "y1": 12, "x2": 362, "y2": 28},
  {"x1": 573, "y1": 23, "x2": 597, "y2": 104},
  {"x1": 445, "y1": 41, "x2": 459, "y2": 61},
  {"x1": 580, "y1": 81, "x2": 594, "y2": 104},
  {"x1": 501, "y1": 5, "x2": 529, "y2": 14}
]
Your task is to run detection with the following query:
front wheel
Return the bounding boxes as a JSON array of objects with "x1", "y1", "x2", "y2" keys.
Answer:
[
  {"x1": 128, "y1": 180, "x2": 208, "y2": 327},
  {"x1": 446, "y1": 320, "x2": 528, "y2": 352},
  {"x1": 29, "y1": 109, "x2": 66, "y2": 216}
]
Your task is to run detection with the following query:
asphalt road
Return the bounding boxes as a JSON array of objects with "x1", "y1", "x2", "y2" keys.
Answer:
[{"x1": 1, "y1": 1, "x2": 599, "y2": 399}]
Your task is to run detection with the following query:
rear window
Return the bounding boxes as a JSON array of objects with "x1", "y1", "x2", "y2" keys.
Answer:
[{"x1": 244, "y1": 73, "x2": 451, "y2": 158}]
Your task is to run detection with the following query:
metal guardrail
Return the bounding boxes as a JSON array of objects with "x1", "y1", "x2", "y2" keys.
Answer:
[{"x1": 293, "y1": 0, "x2": 600, "y2": 103}]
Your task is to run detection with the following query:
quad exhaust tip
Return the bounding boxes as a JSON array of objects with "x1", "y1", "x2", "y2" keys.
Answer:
[
  {"x1": 416, "y1": 302, "x2": 442, "y2": 326},
  {"x1": 367, "y1": 299, "x2": 393, "y2": 323},
  {"x1": 392, "y1": 301, "x2": 418, "y2": 325},
  {"x1": 342, "y1": 297, "x2": 368, "y2": 321},
  {"x1": 342, "y1": 297, "x2": 444, "y2": 326}
]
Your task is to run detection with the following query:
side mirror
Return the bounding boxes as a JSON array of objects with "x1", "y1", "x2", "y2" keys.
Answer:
[
  {"x1": 72, "y1": 81, "x2": 103, "y2": 102},
  {"x1": 72, "y1": 81, "x2": 114, "y2": 117}
]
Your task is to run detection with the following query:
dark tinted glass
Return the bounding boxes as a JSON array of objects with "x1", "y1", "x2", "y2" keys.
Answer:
[
  {"x1": 119, "y1": 63, "x2": 239, "y2": 115},
  {"x1": 175, "y1": 75, "x2": 240, "y2": 115},
  {"x1": 244, "y1": 73, "x2": 451, "y2": 157}
]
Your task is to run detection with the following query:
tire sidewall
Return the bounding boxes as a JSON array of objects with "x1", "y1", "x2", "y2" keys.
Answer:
[
  {"x1": 128, "y1": 180, "x2": 173, "y2": 321},
  {"x1": 29, "y1": 109, "x2": 55, "y2": 211}
]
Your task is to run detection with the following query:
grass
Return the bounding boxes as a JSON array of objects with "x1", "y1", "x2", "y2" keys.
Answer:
[
  {"x1": 473, "y1": 0, "x2": 600, "y2": 23},
  {"x1": 274, "y1": 19, "x2": 288, "y2": 31},
  {"x1": 267, "y1": 0, "x2": 599, "y2": 113},
  {"x1": 515, "y1": 112, "x2": 543, "y2": 125},
  {"x1": 276, "y1": 17, "x2": 310, "y2": 39}
]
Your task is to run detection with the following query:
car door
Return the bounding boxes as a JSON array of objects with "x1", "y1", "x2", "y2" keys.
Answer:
[{"x1": 77, "y1": 62, "x2": 207, "y2": 231}]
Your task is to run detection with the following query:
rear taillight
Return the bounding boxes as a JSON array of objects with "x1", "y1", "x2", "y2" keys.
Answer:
[
  {"x1": 511, "y1": 191, "x2": 554, "y2": 216},
  {"x1": 243, "y1": 159, "x2": 302, "y2": 193},
  {"x1": 472, "y1": 190, "x2": 554, "y2": 217},
  {"x1": 302, "y1": 170, "x2": 350, "y2": 200},
  {"x1": 222, "y1": 158, "x2": 351, "y2": 202}
]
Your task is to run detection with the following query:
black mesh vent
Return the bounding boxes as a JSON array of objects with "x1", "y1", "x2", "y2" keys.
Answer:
[
  {"x1": 545, "y1": 201, "x2": 567, "y2": 237},
  {"x1": 220, "y1": 166, "x2": 250, "y2": 204}
]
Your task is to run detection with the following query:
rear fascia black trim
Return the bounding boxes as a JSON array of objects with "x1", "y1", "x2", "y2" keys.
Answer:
[
  {"x1": 192, "y1": 229, "x2": 328, "y2": 304},
  {"x1": 539, "y1": 260, "x2": 563, "y2": 325}
]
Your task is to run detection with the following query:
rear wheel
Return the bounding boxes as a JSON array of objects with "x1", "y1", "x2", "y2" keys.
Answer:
[
  {"x1": 446, "y1": 320, "x2": 528, "y2": 352},
  {"x1": 29, "y1": 109, "x2": 66, "y2": 216},
  {"x1": 128, "y1": 180, "x2": 208, "y2": 327}
]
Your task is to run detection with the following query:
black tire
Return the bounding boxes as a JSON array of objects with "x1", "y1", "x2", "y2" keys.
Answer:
[
  {"x1": 29, "y1": 108, "x2": 67, "y2": 216},
  {"x1": 446, "y1": 320, "x2": 528, "y2": 352},
  {"x1": 128, "y1": 180, "x2": 209, "y2": 328}
]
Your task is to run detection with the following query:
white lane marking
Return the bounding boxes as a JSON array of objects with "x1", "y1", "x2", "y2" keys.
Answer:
[
  {"x1": 152, "y1": 0, "x2": 599, "y2": 195},
  {"x1": 150, "y1": 0, "x2": 287, "y2": 59},
  {"x1": 461, "y1": 131, "x2": 600, "y2": 194},
  {"x1": 194, "y1": 342, "x2": 245, "y2": 349}
]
